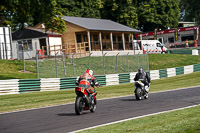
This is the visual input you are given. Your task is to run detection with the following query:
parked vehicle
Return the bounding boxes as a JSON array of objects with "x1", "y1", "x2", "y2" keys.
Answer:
[
  {"x1": 134, "y1": 81, "x2": 149, "y2": 100},
  {"x1": 75, "y1": 86, "x2": 97, "y2": 115},
  {"x1": 140, "y1": 40, "x2": 168, "y2": 54}
]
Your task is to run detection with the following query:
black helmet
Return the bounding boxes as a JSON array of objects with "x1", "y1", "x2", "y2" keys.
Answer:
[{"x1": 138, "y1": 68, "x2": 144, "y2": 73}]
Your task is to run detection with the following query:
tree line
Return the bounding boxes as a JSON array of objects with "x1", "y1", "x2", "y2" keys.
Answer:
[{"x1": 0, "y1": 0, "x2": 199, "y2": 33}]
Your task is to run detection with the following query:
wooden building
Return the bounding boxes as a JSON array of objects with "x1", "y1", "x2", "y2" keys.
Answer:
[{"x1": 35, "y1": 16, "x2": 141, "y2": 56}]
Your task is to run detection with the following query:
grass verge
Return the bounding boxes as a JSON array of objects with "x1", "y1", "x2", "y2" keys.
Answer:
[
  {"x1": 80, "y1": 105, "x2": 200, "y2": 133},
  {"x1": 0, "y1": 71, "x2": 200, "y2": 113}
]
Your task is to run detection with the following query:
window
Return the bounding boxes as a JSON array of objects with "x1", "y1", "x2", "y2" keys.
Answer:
[
  {"x1": 102, "y1": 35, "x2": 104, "y2": 39},
  {"x1": 181, "y1": 34, "x2": 194, "y2": 41},
  {"x1": 17, "y1": 40, "x2": 33, "y2": 51},
  {"x1": 113, "y1": 35, "x2": 116, "y2": 42},
  {"x1": 168, "y1": 37, "x2": 174, "y2": 43},
  {"x1": 83, "y1": 35, "x2": 88, "y2": 42},
  {"x1": 106, "y1": 35, "x2": 110, "y2": 39},
  {"x1": 76, "y1": 34, "x2": 82, "y2": 43},
  {"x1": 125, "y1": 35, "x2": 129, "y2": 42},
  {"x1": 156, "y1": 43, "x2": 162, "y2": 47}
]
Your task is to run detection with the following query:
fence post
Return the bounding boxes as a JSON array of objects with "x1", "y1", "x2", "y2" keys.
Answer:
[
  {"x1": 137, "y1": 52, "x2": 140, "y2": 69},
  {"x1": 72, "y1": 53, "x2": 75, "y2": 76},
  {"x1": 36, "y1": 51, "x2": 39, "y2": 79},
  {"x1": 126, "y1": 52, "x2": 129, "y2": 72},
  {"x1": 146, "y1": 52, "x2": 149, "y2": 72},
  {"x1": 62, "y1": 51, "x2": 66, "y2": 76},
  {"x1": 89, "y1": 52, "x2": 93, "y2": 69},
  {"x1": 55, "y1": 52, "x2": 58, "y2": 78},
  {"x1": 0, "y1": 42, "x2": 1, "y2": 59},
  {"x1": 103, "y1": 52, "x2": 107, "y2": 75},
  {"x1": 2, "y1": 42, "x2": 5, "y2": 59},
  {"x1": 22, "y1": 46, "x2": 25, "y2": 72},
  {"x1": 116, "y1": 53, "x2": 119, "y2": 73}
]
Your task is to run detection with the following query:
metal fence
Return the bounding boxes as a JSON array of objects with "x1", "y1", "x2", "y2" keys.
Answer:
[{"x1": 22, "y1": 51, "x2": 149, "y2": 79}]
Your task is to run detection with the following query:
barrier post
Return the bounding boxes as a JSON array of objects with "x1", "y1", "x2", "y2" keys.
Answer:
[
  {"x1": 137, "y1": 52, "x2": 140, "y2": 69},
  {"x1": 126, "y1": 52, "x2": 129, "y2": 72},
  {"x1": 62, "y1": 51, "x2": 66, "y2": 76},
  {"x1": 22, "y1": 46, "x2": 25, "y2": 72},
  {"x1": 72, "y1": 53, "x2": 75, "y2": 76},
  {"x1": 116, "y1": 53, "x2": 119, "y2": 73},
  {"x1": 103, "y1": 52, "x2": 107, "y2": 75},
  {"x1": 36, "y1": 51, "x2": 39, "y2": 79},
  {"x1": 89, "y1": 52, "x2": 93, "y2": 69},
  {"x1": 146, "y1": 52, "x2": 149, "y2": 72},
  {"x1": 55, "y1": 52, "x2": 58, "y2": 78}
]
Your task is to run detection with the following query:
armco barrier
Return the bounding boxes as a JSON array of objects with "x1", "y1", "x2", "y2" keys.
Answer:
[
  {"x1": 119, "y1": 73, "x2": 130, "y2": 84},
  {"x1": 150, "y1": 70, "x2": 159, "y2": 80},
  {"x1": 40, "y1": 78, "x2": 60, "y2": 91},
  {"x1": 95, "y1": 75, "x2": 106, "y2": 86},
  {"x1": 106, "y1": 74, "x2": 119, "y2": 86},
  {"x1": 168, "y1": 49, "x2": 192, "y2": 54},
  {"x1": 176, "y1": 67, "x2": 184, "y2": 75},
  {"x1": 0, "y1": 79, "x2": 19, "y2": 95},
  {"x1": 19, "y1": 79, "x2": 40, "y2": 93},
  {"x1": 60, "y1": 77, "x2": 77, "y2": 90},
  {"x1": 1, "y1": 64, "x2": 200, "y2": 95},
  {"x1": 167, "y1": 68, "x2": 176, "y2": 77},
  {"x1": 194, "y1": 64, "x2": 200, "y2": 72},
  {"x1": 159, "y1": 69, "x2": 167, "y2": 78}
]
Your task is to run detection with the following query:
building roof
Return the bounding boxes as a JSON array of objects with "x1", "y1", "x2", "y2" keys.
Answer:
[
  {"x1": 12, "y1": 28, "x2": 61, "y2": 40},
  {"x1": 62, "y1": 16, "x2": 141, "y2": 33}
]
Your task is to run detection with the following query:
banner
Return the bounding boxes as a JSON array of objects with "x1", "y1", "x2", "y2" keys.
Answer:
[
  {"x1": 154, "y1": 28, "x2": 157, "y2": 40},
  {"x1": 174, "y1": 28, "x2": 178, "y2": 41},
  {"x1": 195, "y1": 27, "x2": 199, "y2": 41}
]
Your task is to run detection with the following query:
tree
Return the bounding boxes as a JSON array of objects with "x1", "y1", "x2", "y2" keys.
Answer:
[
  {"x1": 0, "y1": 0, "x2": 66, "y2": 33},
  {"x1": 137, "y1": 0, "x2": 180, "y2": 31},
  {"x1": 180, "y1": 0, "x2": 200, "y2": 24},
  {"x1": 101, "y1": 0, "x2": 138, "y2": 29},
  {"x1": 57, "y1": 0, "x2": 103, "y2": 18}
]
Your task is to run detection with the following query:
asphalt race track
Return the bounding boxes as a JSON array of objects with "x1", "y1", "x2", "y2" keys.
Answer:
[{"x1": 0, "y1": 87, "x2": 200, "y2": 133}]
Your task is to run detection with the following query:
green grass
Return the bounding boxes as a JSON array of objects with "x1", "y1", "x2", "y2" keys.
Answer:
[
  {"x1": 149, "y1": 54, "x2": 200, "y2": 70},
  {"x1": 80, "y1": 105, "x2": 200, "y2": 133},
  {"x1": 0, "y1": 60, "x2": 36, "y2": 79},
  {"x1": 1, "y1": 54, "x2": 200, "y2": 79},
  {"x1": 0, "y1": 71, "x2": 200, "y2": 113}
]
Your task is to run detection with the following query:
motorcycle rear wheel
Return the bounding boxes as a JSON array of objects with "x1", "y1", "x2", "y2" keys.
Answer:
[
  {"x1": 135, "y1": 88, "x2": 142, "y2": 100},
  {"x1": 90, "y1": 98, "x2": 97, "y2": 113},
  {"x1": 75, "y1": 96, "x2": 85, "y2": 115}
]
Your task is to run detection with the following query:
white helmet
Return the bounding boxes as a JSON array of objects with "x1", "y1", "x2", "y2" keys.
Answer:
[{"x1": 86, "y1": 69, "x2": 93, "y2": 76}]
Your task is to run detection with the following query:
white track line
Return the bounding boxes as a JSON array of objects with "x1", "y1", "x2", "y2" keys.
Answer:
[
  {"x1": 70, "y1": 104, "x2": 200, "y2": 133},
  {"x1": 0, "y1": 86, "x2": 199, "y2": 115}
]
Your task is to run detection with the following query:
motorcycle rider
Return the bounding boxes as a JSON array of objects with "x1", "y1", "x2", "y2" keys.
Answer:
[
  {"x1": 134, "y1": 68, "x2": 151, "y2": 93},
  {"x1": 76, "y1": 69, "x2": 100, "y2": 104}
]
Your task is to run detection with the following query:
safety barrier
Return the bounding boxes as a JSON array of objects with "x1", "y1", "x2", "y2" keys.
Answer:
[
  {"x1": 0, "y1": 79, "x2": 19, "y2": 95},
  {"x1": 19, "y1": 79, "x2": 40, "y2": 93},
  {"x1": 1, "y1": 64, "x2": 200, "y2": 95}
]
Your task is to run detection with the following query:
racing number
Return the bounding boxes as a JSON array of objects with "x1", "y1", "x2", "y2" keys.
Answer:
[{"x1": 81, "y1": 88, "x2": 85, "y2": 93}]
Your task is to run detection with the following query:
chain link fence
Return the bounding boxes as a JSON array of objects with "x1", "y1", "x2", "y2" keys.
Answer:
[{"x1": 33, "y1": 52, "x2": 149, "y2": 78}]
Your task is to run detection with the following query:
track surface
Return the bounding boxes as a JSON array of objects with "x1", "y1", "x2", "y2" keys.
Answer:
[{"x1": 0, "y1": 87, "x2": 200, "y2": 133}]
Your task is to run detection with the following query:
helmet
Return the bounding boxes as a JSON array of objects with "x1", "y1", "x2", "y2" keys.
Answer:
[
  {"x1": 86, "y1": 69, "x2": 93, "y2": 76},
  {"x1": 138, "y1": 68, "x2": 144, "y2": 73}
]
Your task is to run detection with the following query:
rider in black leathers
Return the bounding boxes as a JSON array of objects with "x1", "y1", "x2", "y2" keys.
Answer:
[{"x1": 134, "y1": 68, "x2": 151, "y2": 93}]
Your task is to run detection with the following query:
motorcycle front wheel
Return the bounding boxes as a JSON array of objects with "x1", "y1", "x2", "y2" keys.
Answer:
[
  {"x1": 135, "y1": 88, "x2": 142, "y2": 100},
  {"x1": 75, "y1": 96, "x2": 85, "y2": 115}
]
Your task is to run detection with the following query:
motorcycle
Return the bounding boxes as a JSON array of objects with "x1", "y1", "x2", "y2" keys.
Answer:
[
  {"x1": 134, "y1": 81, "x2": 149, "y2": 100},
  {"x1": 75, "y1": 86, "x2": 97, "y2": 115}
]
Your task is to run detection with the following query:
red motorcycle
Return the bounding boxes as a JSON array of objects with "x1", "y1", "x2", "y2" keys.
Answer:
[{"x1": 75, "y1": 87, "x2": 97, "y2": 115}]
